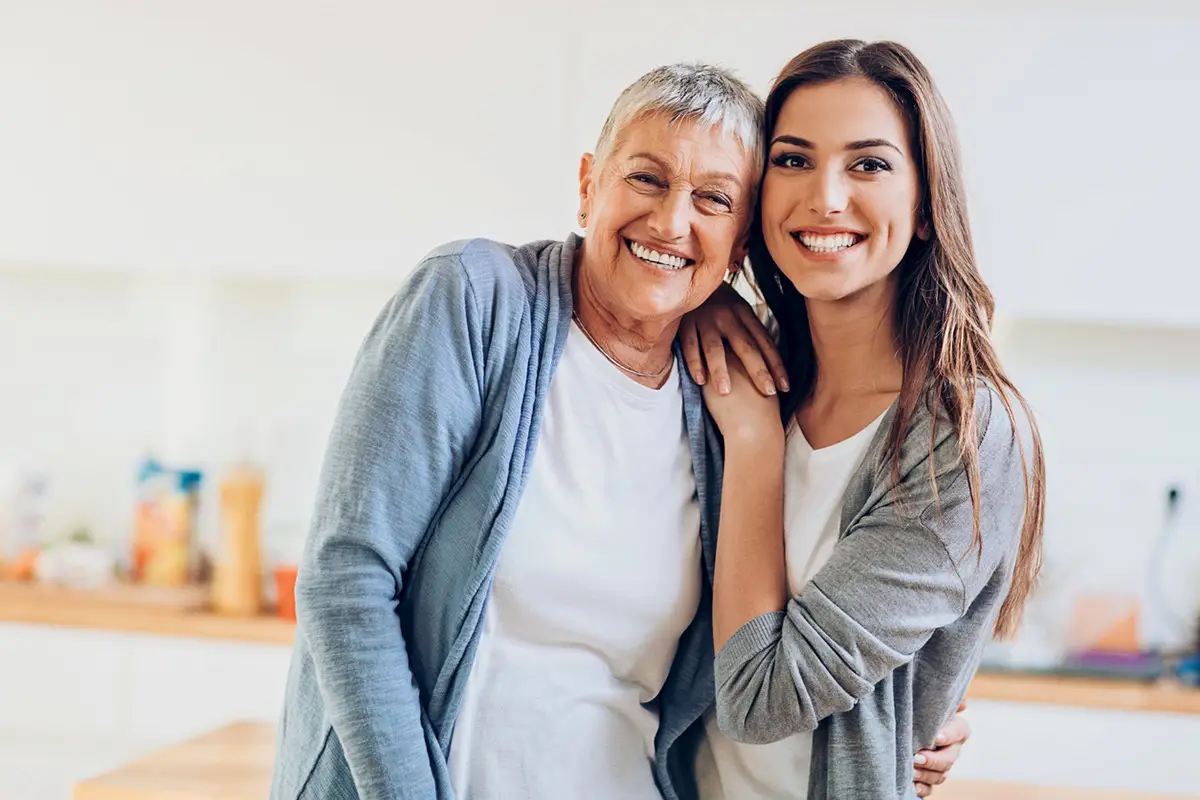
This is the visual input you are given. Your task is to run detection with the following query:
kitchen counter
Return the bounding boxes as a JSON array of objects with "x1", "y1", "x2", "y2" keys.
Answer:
[
  {"x1": 968, "y1": 669, "x2": 1200, "y2": 715},
  {"x1": 72, "y1": 722, "x2": 271, "y2": 800},
  {"x1": 0, "y1": 581, "x2": 294, "y2": 645},
  {"x1": 4, "y1": 581, "x2": 1199, "y2": 714},
  {"x1": 73, "y1": 721, "x2": 1199, "y2": 800}
]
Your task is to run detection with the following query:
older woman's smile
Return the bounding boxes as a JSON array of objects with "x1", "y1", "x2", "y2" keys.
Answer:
[
  {"x1": 576, "y1": 111, "x2": 755, "y2": 329},
  {"x1": 625, "y1": 237, "x2": 694, "y2": 271}
]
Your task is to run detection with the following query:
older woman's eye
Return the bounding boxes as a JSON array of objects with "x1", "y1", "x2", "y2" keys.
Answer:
[
  {"x1": 628, "y1": 173, "x2": 665, "y2": 188},
  {"x1": 699, "y1": 193, "x2": 733, "y2": 211},
  {"x1": 770, "y1": 153, "x2": 808, "y2": 169},
  {"x1": 852, "y1": 157, "x2": 892, "y2": 174}
]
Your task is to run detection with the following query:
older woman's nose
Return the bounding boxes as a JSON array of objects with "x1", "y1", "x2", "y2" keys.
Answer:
[
  {"x1": 808, "y1": 168, "x2": 849, "y2": 217},
  {"x1": 648, "y1": 190, "x2": 694, "y2": 242}
]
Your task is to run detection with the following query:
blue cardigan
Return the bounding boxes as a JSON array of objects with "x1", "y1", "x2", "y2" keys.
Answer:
[{"x1": 270, "y1": 234, "x2": 723, "y2": 800}]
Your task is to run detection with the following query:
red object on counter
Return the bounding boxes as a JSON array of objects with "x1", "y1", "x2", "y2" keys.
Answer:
[{"x1": 274, "y1": 564, "x2": 298, "y2": 622}]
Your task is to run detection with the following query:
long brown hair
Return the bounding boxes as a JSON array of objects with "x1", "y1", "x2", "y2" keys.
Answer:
[{"x1": 749, "y1": 40, "x2": 1046, "y2": 639}]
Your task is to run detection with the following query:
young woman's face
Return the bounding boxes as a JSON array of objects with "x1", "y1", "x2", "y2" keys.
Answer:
[{"x1": 760, "y1": 77, "x2": 927, "y2": 303}]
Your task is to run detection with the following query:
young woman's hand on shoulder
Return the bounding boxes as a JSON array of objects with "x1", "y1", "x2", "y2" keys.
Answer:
[
  {"x1": 701, "y1": 349, "x2": 784, "y2": 450},
  {"x1": 681, "y1": 282, "x2": 788, "y2": 398}
]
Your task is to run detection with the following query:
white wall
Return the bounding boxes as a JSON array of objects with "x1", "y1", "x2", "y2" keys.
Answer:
[
  {"x1": 4, "y1": 1, "x2": 1199, "y2": 322},
  {"x1": 3, "y1": 1, "x2": 1200, "y2": 629}
]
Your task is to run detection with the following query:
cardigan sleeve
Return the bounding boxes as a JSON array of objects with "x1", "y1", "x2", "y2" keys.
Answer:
[
  {"x1": 293, "y1": 253, "x2": 485, "y2": 797},
  {"x1": 713, "y1": 387, "x2": 1029, "y2": 744}
]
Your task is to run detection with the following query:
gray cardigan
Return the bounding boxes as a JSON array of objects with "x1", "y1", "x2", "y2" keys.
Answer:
[
  {"x1": 713, "y1": 385, "x2": 1031, "y2": 799},
  {"x1": 270, "y1": 234, "x2": 723, "y2": 800}
]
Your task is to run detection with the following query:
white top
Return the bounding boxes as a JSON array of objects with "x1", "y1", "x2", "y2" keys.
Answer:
[
  {"x1": 698, "y1": 411, "x2": 887, "y2": 800},
  {"x1": 448, "y1": 322, "x2": 703, "y2": 800}
]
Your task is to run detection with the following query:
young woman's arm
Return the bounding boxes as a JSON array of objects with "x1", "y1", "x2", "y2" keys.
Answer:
[
  {"x1": 711, "y1": 399, "x2": 788, "y2": 650},
  {"x1": 705, "y1": 376, "x2": 1029, "y2": 746}
]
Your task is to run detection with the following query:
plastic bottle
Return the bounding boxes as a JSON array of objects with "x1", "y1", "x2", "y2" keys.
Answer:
[{"x1": 211, "y1": 465, "x2": 266, "y2": 616}]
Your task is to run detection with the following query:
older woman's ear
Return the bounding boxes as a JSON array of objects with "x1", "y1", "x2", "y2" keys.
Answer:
[
  {"x1": 578, "y1": 154, "x2": 596, "y2": 225},
  {"x1": 731, "y1": 231, "x2": 751, "y2": 271}
]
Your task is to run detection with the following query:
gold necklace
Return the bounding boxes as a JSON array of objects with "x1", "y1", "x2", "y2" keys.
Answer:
[{"x1": 571, "y1": 311, "x2": 672, "y2": 379}]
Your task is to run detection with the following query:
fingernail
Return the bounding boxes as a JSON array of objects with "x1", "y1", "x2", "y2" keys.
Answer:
[
  {"x1": 718, "y1": 379, "x2": 730, "y2": 394},
  {"x1": 913, "y1": 754, "x2": 927, "y2": 766},
  {"x1": 936, "y1": 733, "x2": 948, "y2": 745},
  {"x1": 763, "y1": 381, "x2": 777, "y2": 396},
  {"x1": 696, "y1": 372, "x2": 706, "y2": 385},
  {"x1": 779, "y1": 378, "x2": 790, "y2": 392}
]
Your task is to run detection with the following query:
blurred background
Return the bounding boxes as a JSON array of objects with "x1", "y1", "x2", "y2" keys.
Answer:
[{"x1": 2, "y1": 1, "x2": 1200, "y2": 798}]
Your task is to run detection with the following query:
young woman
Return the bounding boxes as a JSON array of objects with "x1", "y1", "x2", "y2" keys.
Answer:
[{"x1": 682, "y1": 39, "x2": 1046, "y2": 799}]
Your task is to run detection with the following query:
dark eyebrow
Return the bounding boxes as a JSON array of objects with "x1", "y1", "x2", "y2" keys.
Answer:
[
  {"x1": 846, "y1": 138, "x2": 903, "y2": 155},
  {"x1": 770, "y1": 134, "x2": 904, "y2": 156},
  {"x1": 770, "y1": 135, "x2": 814, "y2": 149},
  {"x1": 627, "y1": 152, "x2": 744, "y2": 191}
]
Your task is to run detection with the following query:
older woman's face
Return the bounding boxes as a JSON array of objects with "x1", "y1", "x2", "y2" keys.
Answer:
[{"x1": 578, "y1": 115, "x2": 754, "y2": 325}]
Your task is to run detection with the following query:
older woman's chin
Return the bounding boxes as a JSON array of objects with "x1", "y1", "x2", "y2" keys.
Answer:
[{"x1": 615, "y1": 280, "x2": 722, "y2": 325}]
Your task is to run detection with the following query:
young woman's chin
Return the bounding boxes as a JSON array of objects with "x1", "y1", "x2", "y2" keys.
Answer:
[
  {"x1": 779, "y1": 260, "x2": 902, "y2": 305},
  {"x1": 776, "y1": 269, "x2": 860, "y2": 304}
]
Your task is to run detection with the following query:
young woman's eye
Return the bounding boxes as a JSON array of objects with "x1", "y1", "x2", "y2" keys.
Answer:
[
  {"x1": 852, "y1": 157, "x2": 892, "y2": 174},
  {"x1": 770, "y1": 153, "x2": 808, "y2": 169}
]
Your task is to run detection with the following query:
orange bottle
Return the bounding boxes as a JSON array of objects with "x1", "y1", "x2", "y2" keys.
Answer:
[{"x1": 211, "y1": 465, "x2": 266, "y2": 617}]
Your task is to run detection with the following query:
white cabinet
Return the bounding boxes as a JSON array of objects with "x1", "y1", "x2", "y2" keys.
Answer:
[
  {"x1": 0, "y1": 626, "x2": 128, "y2": 738},
  {"x1": 954, "y1": 699, "x2": 1200, "y2": 795},
  {"x1": 0, "y1": 622, "x2": 291, "y2": 800},
  {"x1": 125, "y1": 635, "x2": 291, "y2": 743},
  {"x1": 4, "y1": 622, "x2": 1200, "y2": 797}
]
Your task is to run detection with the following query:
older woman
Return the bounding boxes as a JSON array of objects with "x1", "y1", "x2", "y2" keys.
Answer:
[
  {"x1": 270, "y1": 62, "x2": 966, "y2": 800},
  {"x1": 269, "y1": 63, "x2": 761, "y2": 800}
]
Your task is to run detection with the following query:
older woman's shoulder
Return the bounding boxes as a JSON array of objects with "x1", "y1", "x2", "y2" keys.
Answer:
[{"x1": 414, "y1": 237, "x2": 566, "y2": 306}]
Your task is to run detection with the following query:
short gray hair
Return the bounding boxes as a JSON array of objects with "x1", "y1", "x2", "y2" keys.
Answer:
[{"x1": 595, "y1": 63, "x2": 765, "y2": 183}]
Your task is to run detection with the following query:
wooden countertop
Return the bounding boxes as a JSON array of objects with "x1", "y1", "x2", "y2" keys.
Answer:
[
  {"x1": 0, "y1": 580, "x2": 294, "y2": 645},
  {"x1": 5, "y1": 580, "x2": 1200, "y2": 714},
  {"x1": 73, "y1": 722, "x2": 272, "y2": 800},
  {"x1": 968, "y1": 670, "x2": 1200, "y2": 716},
  {"x1": 74, "y1": 721, "x2": 1198, "y2": 800}
]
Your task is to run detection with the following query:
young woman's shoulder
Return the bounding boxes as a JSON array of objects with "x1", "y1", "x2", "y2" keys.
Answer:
[
  {"x1": 969, "y1": 378, "x2": 1036, "y2": 476},
  {"x1": 894, "y1": 379, "x2": 1031, "y2": 469}
]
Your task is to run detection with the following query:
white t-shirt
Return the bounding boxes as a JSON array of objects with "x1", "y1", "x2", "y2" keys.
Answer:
[
  {"x1": 448, "y1": 322, "x2": 703, "y2": 800},
  {"x1": 698, "y1": 411, "x2": 886, "y2": 800}
]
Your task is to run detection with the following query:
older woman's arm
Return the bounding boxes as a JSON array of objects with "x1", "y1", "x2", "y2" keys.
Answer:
[
  {"x1": 712, "y1": 387, "x2": 1028, "y2": 745},
  {"x1": 295, "y1": 254, "x2": 484, "y2": 798}
]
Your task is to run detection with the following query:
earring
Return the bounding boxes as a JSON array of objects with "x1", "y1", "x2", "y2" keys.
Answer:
[{"x1": 579, "y1": 212, "x2": 587, "y2": 223}]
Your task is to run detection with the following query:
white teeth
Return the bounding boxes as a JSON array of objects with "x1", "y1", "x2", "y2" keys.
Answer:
[
  {"x1": 797, "y1": 232, "x2": 861, "y2": 253},
  {"x1": 630, "y1": 240, "x2": 688, "y2": 270}
]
